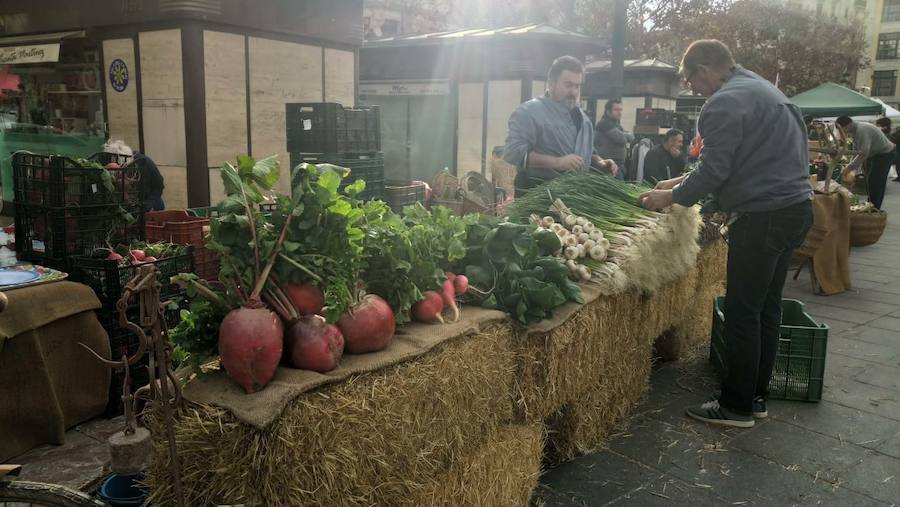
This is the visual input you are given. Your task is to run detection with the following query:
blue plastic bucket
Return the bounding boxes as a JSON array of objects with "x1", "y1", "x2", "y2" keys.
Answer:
[{"x1": 100, "y1": 473, "x2": 147, "y2": 506}]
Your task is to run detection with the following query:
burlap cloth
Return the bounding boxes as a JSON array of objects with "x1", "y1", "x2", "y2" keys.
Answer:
[
  {"x1": 0, "y1": 281, "x2": 110, "y2": 461},
  {"x1": 185, "y1": 283, "x2": 611, "y2": 430},
  {"x1": 811, "y1": 191, "x2": 852, "y2": 295}
]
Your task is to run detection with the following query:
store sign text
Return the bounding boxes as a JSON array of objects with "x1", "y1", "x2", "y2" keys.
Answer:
[
  {"x1": 359, "y1": 83, "x2": 449, "y2": 96},
  {"x1": 0, "y1": 44, "x2": 61, "y2": 64}
]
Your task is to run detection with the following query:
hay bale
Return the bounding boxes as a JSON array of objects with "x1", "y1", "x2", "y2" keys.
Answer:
[
  {"x1": 409, "y1": 424, "x2": 544, "y2": 507},
  {"x1": 146, "y1": 324, "x2": 517, "y2": 506},
  {"x1": 515, "y1": 265, "x2": 700, "y2": 423},
  {"x1": 667, "y1": 238, "x2": 728, "y2": 355},
  {"x1": 543, "y1": 330, "x2": 654, "y2": 464}
]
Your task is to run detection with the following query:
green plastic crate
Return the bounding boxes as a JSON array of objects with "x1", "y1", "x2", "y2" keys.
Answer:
[
  {"x1": 187, "y1": 206, "x2": 220, "y2": 218},
  {"x1": 710, "y1": 296, "x2": 828, "y2": 401}
]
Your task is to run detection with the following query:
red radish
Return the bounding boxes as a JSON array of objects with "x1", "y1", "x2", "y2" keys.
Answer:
[
  {"x1": 412, "y1": 291, "x2": 445, "y2": 323},
  {"x1": 130, "y1": 249, "x2": 146, "y2": 261},
  {"x1": 445, "y1": 271, "x2": 456, "y2": 283},
  {"x1": 105, "y1": 162, "x2": 121, "y2": 169},
  {"x1": 218, "y1": 306, "x2": 284, "y2": 393},
  {"x1": 144, "y1": 256, "x2": 158, "y2": 262},
  {"x1": 284, "y1": 315, "x2": 344, "y2": 372},
  {"x1": 283, "y1": 283, "x2": 325, "y2": 316},
  {"x1": 337, "y1": 294, "x2": 395, "y2": 354},
  {"x1": 441, "y1": 279, "x2": 459, "y2": 322},
  {"x1": 453, "y1": 275, "x2": 469, "y2": 295},
  {"x1": 107, "y1": 251, "x2": 123, "y2": 261}
]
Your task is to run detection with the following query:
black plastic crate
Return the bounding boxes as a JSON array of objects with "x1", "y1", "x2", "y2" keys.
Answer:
[
  {"x1": 70, "y1": 247, "x2": 195, "y2": 308},
  {"x1": 286, "y1": 102, "x2": 381, "y2": 155},
  {"x1": 710, "y1": 296, "x2": 828, "y2": 401},
  {"x1": 290, "y1": 152, "x2": 385, "y2": 201},
  {"x1": 13, "y1": 152, "x2": 142, "y2": 207},
  {"x1": 385, "y1": 181, "x2": 427, "y2": 213},
  {"x1": 14, "y1": 203, "x2": 144, "y2": 271}
]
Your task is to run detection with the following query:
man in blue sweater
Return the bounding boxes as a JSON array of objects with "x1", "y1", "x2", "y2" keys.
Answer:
[{"x1": 639, "y1": 40, "x2": 813, "y2": 428}]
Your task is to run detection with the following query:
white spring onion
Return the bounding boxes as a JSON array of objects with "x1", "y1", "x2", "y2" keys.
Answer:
[
  {"x1": 583, "y1": 239, "x2": 596, "y2": 250},
  {"x1": 564, "y1": 246, "x2": 579, "y2": 259},
  {"x1": 576, "y1": 244, "x2": 586, "y2": 257},
  {"x1": 589, "y1": 245, "x2": 607, "y2": 261},
  {"x1": 583, "y1": 221, "x2": 594, "y2": 231},
  {"x1": 564, "y1": 234, "x2": 578, "y2": 247},
  {"x1": 575, "y1": 216, "x2": 587, "y2": 226},
  {"x1": 565, "y1": 259, "x2": 577, "y2": 270},
  {"x1": 589, "y1": 229, "x2": 604, "y2": 241},
  {"x1": 578, "y1": 265, "x2": 592, "y2": 280},
  {"x1": 542, "y1": 216, "x2": 555, "y2": 227},
  {"x1": 599, "y1": 238, "x2": 611, "y2": 249},
  {"x1": 564, "y1": 214, "x2": 577, "y2": 227},
  {"x1": 571, "y1": 224, "x2": 583, "y2": 235},
  {"x1": 550, "y1": 223, "x2": 563, "y2": 233}
]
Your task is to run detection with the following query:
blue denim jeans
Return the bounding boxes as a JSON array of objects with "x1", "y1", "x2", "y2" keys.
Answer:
[{"x1": 720, "y1": 199, "x2": 813, "y2": 415}]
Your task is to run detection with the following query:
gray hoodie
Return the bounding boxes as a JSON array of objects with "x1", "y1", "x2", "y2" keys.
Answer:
[{"x1": 672, "y1": 67, "x2": 812, "y2": 213}]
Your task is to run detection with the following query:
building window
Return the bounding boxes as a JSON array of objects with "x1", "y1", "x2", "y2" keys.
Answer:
[
  {"x1": 884, "y1": 0, "x2": 900, "y2": 21},
  {"x1": 816, "y1": 0, "x2": 825, "y2": 15},
  {"x1": 856, "y1": 0, "x2": 867, "y2": 8},
  {"x1": 878, "y1": 33, "x2": 900, "y2": 59},
  {"x1": 873, "y1": 70, "x2": 898, "y2": 96},
  {"x1": 381, "y1": 19, "x2": 400, "y2": 36}
]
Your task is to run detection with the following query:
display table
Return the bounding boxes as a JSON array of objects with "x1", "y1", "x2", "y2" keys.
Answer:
[
  {"x1": 146, "y1": 235, "x2": 727, "y2": 507},
  {"x1": 0, "y1": 281, "x2": 110, "y2": 461}
]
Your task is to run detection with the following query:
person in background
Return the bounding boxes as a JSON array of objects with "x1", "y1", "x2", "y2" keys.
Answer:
[
  {"x1": 594, "y1": 99, "x2": 634, "y2": 180},
  {"x1": 639, "y1": 40, "x2": 813, "y2": 428},
  {"x1": 502, "y1": 56, "x2": 617, "y2": 196},
  {"x1": 642, "y1": 129, "x2": 686, "y2": 184},
  {"x1": 134, "y1": 151, "x2": 165, "y2": 211},
  {"x1": 836, "y1": 116, "x2": 894, "y2": 209}
]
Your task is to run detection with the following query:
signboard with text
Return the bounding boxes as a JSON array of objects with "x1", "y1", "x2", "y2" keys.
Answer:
[
  {"x1": 359, "y1": 82, "x2": 450, "y2": 96},
  {"x1": 0, "y1": 43, "x2": 60, "y2": 64}
]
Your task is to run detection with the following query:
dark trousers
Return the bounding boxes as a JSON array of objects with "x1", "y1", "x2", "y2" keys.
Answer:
[
  {"x1": 867, "y1": 153, "x2": 893, "y2": 209},
  {"x1": 144, "y1": 193, "x2": 165, "y2": 212},
  {"x1": 720, "y1": 200, "x2": 813, "y2": 415}
]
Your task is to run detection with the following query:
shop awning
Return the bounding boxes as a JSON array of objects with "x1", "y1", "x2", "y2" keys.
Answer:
[
  {"x1": 791, "y1": 82, "x2": 884, "y2": 117},
  {"x1": 0, "y1": 30, "x2": 85, "y2": 64}
]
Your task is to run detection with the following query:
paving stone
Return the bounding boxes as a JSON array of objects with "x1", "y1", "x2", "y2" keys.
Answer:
[
  {"x1": 806, "y1": 305, "x2": 879, "y2": 325},
  {"x1": 74, "y1": 415, "x2": 127, "y2": 443},
  {"x1": 853, "y1": 361, "x2": 900, "y2": 391},
  {"x1": 813, "y1": 299, "x2": 900, "y2": 317},
  {"x1": 841, "y1": 326, "x2": 900, "y2": 348},
  {"x1": 834, "y1": 288, "x2": 900, "y2": 306},
  {"x1": 821, "y1": 377, "x2": 900, "y2": 422},
  {"x1": 839, "y1": 451, "x2": 900, "y2": 503},
  {"x1": 867, "y1": 315, "x2": 900, "y2": 332},
  {"x1": 14, "y1": 429, "x2": 109, "y2": 492},
  {"x1": 608, "y1": 475, "x2": 730, "y2": 506},
  {"x1": 769, "y1": 399, "x2": 899, "y2": 451},
  {"x1": 824, "y1": 351, "x2": 873, "y2": 380},
  {"x1": 827, "y1": 335, "x2": 899, "y2": 366},
  {"x1": 538, "y1": 450, "x2": 663, "y2": 506},
  {"x1": 729, "y1": 419, "x2": 870, "y2": 485},
  {"x1": 795, "y1": 481, "x2": 893, "y2": 506}
]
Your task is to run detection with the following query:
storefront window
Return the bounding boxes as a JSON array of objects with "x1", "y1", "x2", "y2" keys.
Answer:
[{"x1": 0, "y1": 37, "x2": 106, "y2": 203}]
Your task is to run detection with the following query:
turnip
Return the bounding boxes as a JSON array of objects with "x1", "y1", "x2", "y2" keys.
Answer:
[
  {"x1": 441, "y1": 279, "x2": 459, "y2": 322},
  {"x1": 283, "y1": 282, "x2": 325, "y2": 316},
  {"x1": 337, "y1": 294, "x2": 395, "y2": 354},
  {"x1": 284, "y1": 315, "x2": 344, "y2": 373},
  {"x1": 453, "y1": 274, "x2": 468, "y2": 295},
  {"x1": 412, "y1": 291, "x2": 445, "y2": 323},
  {"x1": 219, "y1": 307, "x2": 284, "y2": 393}
]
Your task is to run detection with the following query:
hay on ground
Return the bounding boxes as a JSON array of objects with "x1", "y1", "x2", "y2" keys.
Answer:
[
  {"x1": 409, "y1": 424, "x2": 544, "y2": 507},
  {"x1": 146, "y1": 323, "x2": 517, "y2": 507}
]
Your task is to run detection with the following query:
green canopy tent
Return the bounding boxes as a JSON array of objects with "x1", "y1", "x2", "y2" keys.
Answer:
[{"x1": 791, "y1": 82, "x2": 884, "y2": 117}]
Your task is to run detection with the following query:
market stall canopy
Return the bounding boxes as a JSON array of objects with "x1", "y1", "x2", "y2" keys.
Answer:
[{"x1": 791, "y1": 82, "x2": 884, "y2": 117}]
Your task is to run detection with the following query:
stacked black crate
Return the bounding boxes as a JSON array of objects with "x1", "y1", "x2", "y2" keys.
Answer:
[{"x1": 285, "y1": 102, "x2": 384, "y2": 200}]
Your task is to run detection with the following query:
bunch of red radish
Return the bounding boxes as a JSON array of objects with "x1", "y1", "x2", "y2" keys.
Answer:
[
  {"x1": 106, "y1": 248, "x2": 158, "y2": 264},
  {"x1": 411, "y1": 272, "x2": 468, "y2": 324}
]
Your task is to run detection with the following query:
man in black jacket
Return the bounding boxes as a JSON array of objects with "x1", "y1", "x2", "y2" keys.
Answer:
[
  {"x1": 594, "y1": 99, "x2": 633, "y2": 180},
  {"x1": 642, "y1": 129, "x2": 686, "y2": 184},
  {"x1": 133, "y1": 151, "x2": 165, "y2": 211}
]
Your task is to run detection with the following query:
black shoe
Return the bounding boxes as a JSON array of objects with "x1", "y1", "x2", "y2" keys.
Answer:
[
  {"x1": 686, "y1": 399, "x2": 755, "y2": 428},
  {"x1": 752, "y1": 396, "x2": 768, "y2": 419}
]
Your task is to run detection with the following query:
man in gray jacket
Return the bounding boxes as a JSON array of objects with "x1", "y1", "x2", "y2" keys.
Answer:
[
  {"x1": 639, "y1": 40, "x2": 813, "y2": 428},
  {"x1": 594, "y1": 99, "x2": 634, "y2": 180},
  {"x1": 836, "y1": 116, "x2": 894, "y2": 209}
]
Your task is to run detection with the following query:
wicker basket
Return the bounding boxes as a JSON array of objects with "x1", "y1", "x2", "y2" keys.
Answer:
[
  {"x1": 850, "y1": 209, "x2": 887, "y2": 247},
  {"x1": 793, "y1": 223, "x2": 829, "y2": 260}
]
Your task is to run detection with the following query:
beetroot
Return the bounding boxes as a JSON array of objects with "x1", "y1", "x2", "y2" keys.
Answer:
[
  {"x1": 283, "y1": 283, "x2": 325, "y2": 316},
  {"x1": 412, "y1": 291, "x2": 444, "y2": 323},
  {"x1": 441, "y1": 279, "x2": 459, "y2": 322},
  {"x1": 284, "y1": 315, "x2": 344, "y2": 372},
  {"x1": 453, "y1": 274, "x2": 469, "y2": 295},
  {"x1": 218, "y1": 306, "x2": 284, "y2": 393},
  {"x1": 337, "y1": 294, "x2": 395, "y2": 354}
]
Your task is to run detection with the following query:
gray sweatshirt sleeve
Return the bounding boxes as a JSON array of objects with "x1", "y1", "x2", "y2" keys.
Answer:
[
  {"x1": 672, "y1": 98, "x2": 743, "y2": 207},
  {"x1": 502, "y1": 105, "x2": 536, "y2": 168}
]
